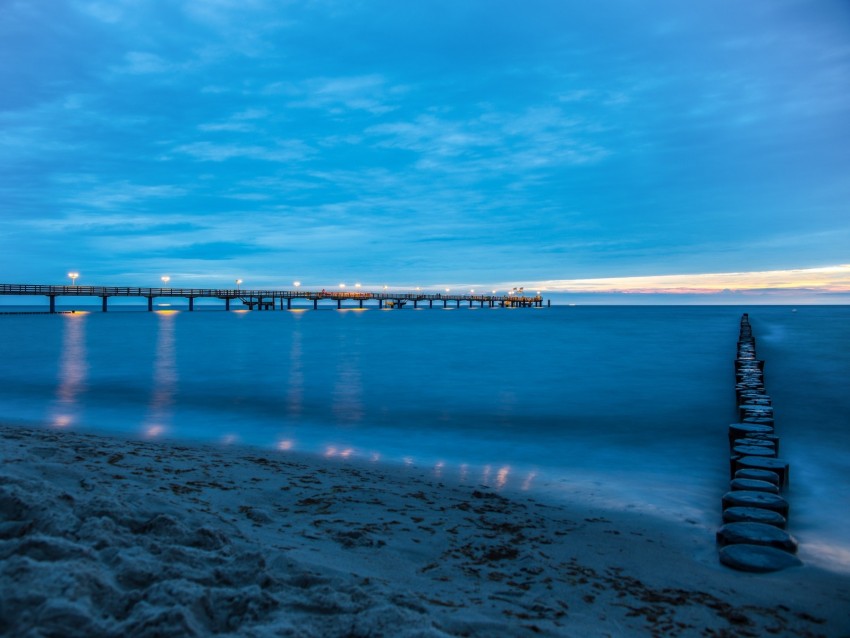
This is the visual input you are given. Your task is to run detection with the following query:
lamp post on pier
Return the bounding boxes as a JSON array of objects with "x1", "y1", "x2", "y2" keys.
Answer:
[
  {"x1": 68, "y1": 272, "x2": 79, "y2": 287},
  {"x1": 161, "y1": 276, "x2": 170, "y2": 287}
]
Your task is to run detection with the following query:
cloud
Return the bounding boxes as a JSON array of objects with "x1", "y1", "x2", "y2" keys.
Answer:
[
  {"x1": 526, "y1": 265, "x2": 850, "y2": 294},
  {"x1": 270, "y1": 75, "x2": 403, "y2": 115},
  {"x1": 115, "y1": 51, "x2": 173, "y2": 75},
  {"x1": 171, "y1": 140, "x2": 314, "y2": 163},
  {"x1": 62, "y1": 182, "x2": 188, "y2": 210},
  {"x1": 197, "y1": 108, "x2": 271, "y2": 133},
  {"x1": 366, "y1": 107, "x2": 610, "y2": 173}
]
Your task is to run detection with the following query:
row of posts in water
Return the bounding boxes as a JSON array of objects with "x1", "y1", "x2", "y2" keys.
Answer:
[{"x1": 716, "y1": 313, "x2": 801, "y2": 572}]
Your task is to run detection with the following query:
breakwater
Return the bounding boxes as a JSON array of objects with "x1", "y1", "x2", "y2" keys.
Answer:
[{"x1": 716, "y1": 314, "x2": 801, "y2": 572}]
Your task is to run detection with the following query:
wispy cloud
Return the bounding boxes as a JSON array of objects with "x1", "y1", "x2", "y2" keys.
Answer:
[
  {"x1": 366, "y1": 107, "x2": 610, "y2": 173},
  {"x1": 267, "y1": 75, "x2": 404, "y2": 115},
  {"x1": 63, "y1": 182, "x2": 187, "y2": 209},
  {"x1": 116, "y1": 51, "x2": 173, "y2": 75},
  {"x1": 171, "y1": 140, "x2": 314, "y2": 162},
  {"x1": 197, "y1": 108, "x2": 271, "y2": 133}
]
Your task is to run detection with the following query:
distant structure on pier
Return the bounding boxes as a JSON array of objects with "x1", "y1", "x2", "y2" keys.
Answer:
[{"x1": 0, "y1": 284, "x2": 548, "y2": 313}]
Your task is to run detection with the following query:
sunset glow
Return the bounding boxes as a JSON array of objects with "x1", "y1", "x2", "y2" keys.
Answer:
[{"x1": 527, "y1": 264, "x2": 850, "y2": 295}]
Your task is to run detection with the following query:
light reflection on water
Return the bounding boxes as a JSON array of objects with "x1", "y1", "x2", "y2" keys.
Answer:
[
  {"x1": 50, "y1": 313, "x2": 88, "y2": 428},
  {"x1": 2, "y1": 305, "x2": 849, "y2": 572},
  {"x1": 143, "y1": 311, "x2": 177, "y2": 438}
]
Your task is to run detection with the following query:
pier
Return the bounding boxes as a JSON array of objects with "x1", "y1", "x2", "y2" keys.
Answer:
[{"x1": 0, "y1": 284, "x2": 547, "y2": 313}]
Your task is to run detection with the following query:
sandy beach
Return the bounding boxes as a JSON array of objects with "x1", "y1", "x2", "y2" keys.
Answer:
[{"x1": 2, "y1": 424, "x2": 848, "y2": 637}]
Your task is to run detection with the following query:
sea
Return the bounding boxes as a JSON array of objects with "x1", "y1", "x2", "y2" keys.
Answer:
[{"x1": 1, "y1": 303, "x2": 848, "y2": 572}]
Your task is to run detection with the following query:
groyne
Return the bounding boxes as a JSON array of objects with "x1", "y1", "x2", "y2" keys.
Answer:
[{"x1": 716, "y1": 313, "x2": 801, "y2": 572}]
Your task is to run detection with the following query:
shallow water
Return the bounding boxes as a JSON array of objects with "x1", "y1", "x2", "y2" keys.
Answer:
[{"x1": 1, "y1": 304, "x2": 847, "y2": 570}]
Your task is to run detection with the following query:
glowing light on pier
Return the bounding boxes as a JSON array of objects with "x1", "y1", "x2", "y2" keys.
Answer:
[
  {"x1": 293, "y1": 281, "x2": 301, "y2": 287},
  {"x1": 161, "y1": 276, "x2": 170, "y2": 285},
  {"x1": 67, "y1": 272, "x2": 79, "y2": 286}
]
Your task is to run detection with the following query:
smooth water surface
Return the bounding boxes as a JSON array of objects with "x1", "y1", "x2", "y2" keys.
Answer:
[{"x1": 1, "y1": 305, "x2": 847, "y2": 570}]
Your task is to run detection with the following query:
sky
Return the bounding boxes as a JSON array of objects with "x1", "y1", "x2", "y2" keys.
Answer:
[{"x1": 1, "y1": 0, "x2": 849, "y2": 302}]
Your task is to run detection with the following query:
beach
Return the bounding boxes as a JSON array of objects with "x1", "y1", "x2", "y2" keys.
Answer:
[{"x1": 2, "y1": 424, "x2": 848, "y2": 637}]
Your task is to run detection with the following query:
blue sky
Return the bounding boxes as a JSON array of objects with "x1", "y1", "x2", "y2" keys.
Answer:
[{"x1": 1, "y1": 0, "x2": 849, "y2": 301}]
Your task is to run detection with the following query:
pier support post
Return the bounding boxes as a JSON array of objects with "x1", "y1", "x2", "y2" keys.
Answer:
[
  {"x1": 456, "y1": 300, "x2": 460, "y2": 308},
  {"x1": 147, "y1": 297, "x2": 153, "y2": 311},
  {"x1": 189, "y1": 297, "x2": 194, "y2": 311},
  {"x1": 414, "y1": 300, "x2": 418, "y2": 309},
  {"x1": 287, "y1": 298, "x2": 291, "y2": 310},
  {"x1": 101, "y1": 296, "x2": 108, "y2": 312},
  {"x1": 379, "y1": 299, "x2": 383, "y2": 309},
  {"x1": 359, "y1": 299, "x2": 363, "y2": 308},
  {"x1": 443, "y1": 300, "x2": 447, "y2": 308},
  {"x1": 225, "y1": 298, "x2": 230, "y2": 311},
  {"x1": 49, "y1": 295, "x2": 56, "y2": 313},
  {"x1": 313, "y1": 299, "x2": 318, "y2": 310},
  {"x1": 337, "y1": 299, "x2": 341, "y2": 309}
]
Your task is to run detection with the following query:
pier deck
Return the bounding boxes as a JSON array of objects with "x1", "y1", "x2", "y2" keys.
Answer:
[{"x1": 0, "y1": 284, "x2": 546, "y2": 312}]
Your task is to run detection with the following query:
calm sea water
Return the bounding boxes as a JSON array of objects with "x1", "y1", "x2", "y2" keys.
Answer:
[{"x1": 1, "y1": 304, "x2": 848, "y2": 570}]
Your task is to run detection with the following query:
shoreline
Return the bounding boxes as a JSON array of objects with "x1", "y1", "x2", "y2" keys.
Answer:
[{"x1": 2, "y1": 424, "x2": 849, "y2": 636}]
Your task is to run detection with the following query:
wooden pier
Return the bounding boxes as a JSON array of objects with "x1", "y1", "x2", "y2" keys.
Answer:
[{"x1": 0, "y1": 284, "x2": 547, "y2": 313}]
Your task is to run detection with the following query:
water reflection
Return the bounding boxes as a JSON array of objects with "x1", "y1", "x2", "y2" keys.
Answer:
[
  {"x1": 332, "y1": 335, "x2": 364, "y2": 423},
  {"x1": 496, "y1": 465, "x2": 510, "y2": 488},
  {"x1": 521, "y1": 471, "x2": 537, "y2": 491},
  {"x1": 50, "y1": 313, "x2": 88, "y2": 428},
  {"x1": 143, "y1": 311, "x2": 177, "y2": 438},
  {"x1": 287, "y1": 323, "x2": 303, "y2": 418}
]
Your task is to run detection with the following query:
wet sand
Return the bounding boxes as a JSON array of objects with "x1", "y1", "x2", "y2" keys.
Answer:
[{"x1": 2, "y1": 424, "x2": 848, "y2": 637}]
